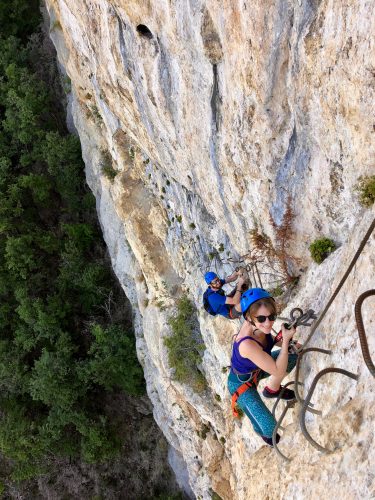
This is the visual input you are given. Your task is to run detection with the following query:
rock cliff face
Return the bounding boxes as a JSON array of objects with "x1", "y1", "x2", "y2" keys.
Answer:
[{"x1": 44, "y1": 1, "x2": 375, "y2": 498}]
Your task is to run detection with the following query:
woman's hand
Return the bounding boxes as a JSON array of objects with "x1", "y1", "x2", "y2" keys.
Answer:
[
  {"x1": 281, "y1": 323, "x2": 296, "y2": 343},
  {"x1": 237, "y1": 277, "x2": 246, "y2": 290}
]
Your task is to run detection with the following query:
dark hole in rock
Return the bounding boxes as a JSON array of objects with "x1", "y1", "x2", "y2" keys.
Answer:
[{"x1": 136, "y1": 24, "x2": 153, "y2": 39}]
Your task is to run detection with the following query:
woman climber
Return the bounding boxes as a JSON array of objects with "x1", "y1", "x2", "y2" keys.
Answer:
[{"x1": 227, "y1": 288, "x2": 298, "y2": 446}]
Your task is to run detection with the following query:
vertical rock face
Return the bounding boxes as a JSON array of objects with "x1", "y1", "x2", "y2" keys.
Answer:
[{"x1": 44, "y1": 0, "x2": 375, "y2": 498}]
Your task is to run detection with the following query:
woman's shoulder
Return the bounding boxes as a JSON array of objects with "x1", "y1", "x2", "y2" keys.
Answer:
[{"x1": 237, "y1": 329, "x2": 262, "y2": 351}]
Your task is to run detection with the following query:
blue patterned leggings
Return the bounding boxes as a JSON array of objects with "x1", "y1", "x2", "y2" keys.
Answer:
[{"x1": 227, "y1": 351, "x2": 297, "y2": 438}]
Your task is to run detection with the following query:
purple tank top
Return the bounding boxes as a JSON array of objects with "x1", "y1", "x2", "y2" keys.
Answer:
[{"x1": 231, "y1": 334, "x2": 274, "y2": 374}]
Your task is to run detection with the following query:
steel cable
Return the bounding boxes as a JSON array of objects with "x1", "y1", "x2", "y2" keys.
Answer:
[{"x1": 299, "y1": 217, "x2": 375, "y2": 351}]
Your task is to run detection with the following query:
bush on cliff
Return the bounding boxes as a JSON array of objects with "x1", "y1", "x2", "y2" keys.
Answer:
[
  {"x1": 309, "y1": 237, "x2": 336, "y2": 264},
  {"x1": 164, "y1": 296, "x2": 206, "y2": 393}
]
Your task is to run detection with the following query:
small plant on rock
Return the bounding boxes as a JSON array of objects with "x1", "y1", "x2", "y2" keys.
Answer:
[
  {"x1": 90, "y1": 105, "x2": 103, "y2": 125},
  {"x1": 309, "y1": 237, "x2": 336, "y2": 264},
  {"x1": 128, "y1": 146, "x2": 135, "y2": 160},
  {"x1": 197, "y1": 423, "x2": 210, "y2": 440},
  {"x1": 269, "y1": 285, "x2": 283, "y2": 297},
  {"x1": 355, "y1": 175, "x2": 375, "y2": 207},
  {"x1": 100, "y1": 149, "x2": 117, "y2": 181}
]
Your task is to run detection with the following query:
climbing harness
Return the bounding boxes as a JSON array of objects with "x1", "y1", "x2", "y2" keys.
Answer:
[{"x1": 231, "y1": 370, "x2": 260, "y2": 417}]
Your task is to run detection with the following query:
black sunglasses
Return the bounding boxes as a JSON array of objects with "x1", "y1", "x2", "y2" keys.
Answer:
[{"x1": 254, "y1": 314, "x2": 277, "y2": 323}]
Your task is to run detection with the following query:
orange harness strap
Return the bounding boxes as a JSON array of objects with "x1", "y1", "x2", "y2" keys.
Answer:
[{"x1": 231, "y1": 371, "x2": 259, "y2": 417}]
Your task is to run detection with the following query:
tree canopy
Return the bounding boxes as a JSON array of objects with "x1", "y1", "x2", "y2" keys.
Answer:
[{"x1": 0, "y1": 0, "x2": 145, "y2": 482}]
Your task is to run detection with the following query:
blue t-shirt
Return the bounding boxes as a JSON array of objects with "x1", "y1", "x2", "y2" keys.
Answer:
[{"x1": 207, "y1": 279, "x2": 230, "y2": 317}]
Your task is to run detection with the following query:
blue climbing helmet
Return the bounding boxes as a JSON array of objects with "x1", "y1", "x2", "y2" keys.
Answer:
[
  {"x1": 204, "y1": 271, "x2": 218, "y2": 284},
  {"x1": 240, "y1": 288, "x2": 272, "y2": 317}
]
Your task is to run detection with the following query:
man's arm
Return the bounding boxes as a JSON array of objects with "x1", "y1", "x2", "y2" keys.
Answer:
[{"x1": 225, "y1": 277, "x2": 245, "y2": 305}]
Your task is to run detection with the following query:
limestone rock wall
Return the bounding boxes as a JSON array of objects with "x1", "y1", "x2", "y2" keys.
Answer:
[{"x1": 44, "y1": 0, "x2": 375, "y2": 498}]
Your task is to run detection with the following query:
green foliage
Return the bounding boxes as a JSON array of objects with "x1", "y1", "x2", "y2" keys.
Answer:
[
  {"x1": 89, "y1": 105, "x2": 103, "y2": 124},
  {"x1": 197, "y1": 423, "x2": 210, "y2": 439},
  {"x1": 164, "y1": 296, "x2": 206, "y2": 393},
  {"x1": 82, "y1": 324, "x2": 145, "y2": 395},
  {"x1": 218, "y1": 243, "x2": 224, "y2": 252},
  {"x1": 62, "y1": 75, "x2": 71, "y2": 94},
  {"x1": 189, "y1": 222, "x2": 196, "y2": 229},
  {"x1": 0, "y1": 8, "x2": 145, "y2": 482},
  {"x1": 152, "y1": 493, "x2": 184, "y2": 500},
  {"x1": 309, "y1": 237, "x2": 336, "y2": 264},
  {"x1": 355, "y1": 175, "x2": 375, "y2": 207},
  {"x1": 176, "y1": 215, "x2": 182, "y2": 223},
  {"x1": 100, "y1": 149, "x2": 117, "y2": 181},
  {"x1": 269, "y1": 285, "x2": 283, "y2": 297},
  {"x1": 0, "y1": 399, "x2": 46, "y2": 480},
  {"x1": 0, "y1": 0, "x2": 41, "y2": 40}
]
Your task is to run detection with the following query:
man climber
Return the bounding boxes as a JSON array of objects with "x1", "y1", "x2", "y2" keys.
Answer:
[{"x1": 203, "y1": 270, "x2": 247, "y2": 319}]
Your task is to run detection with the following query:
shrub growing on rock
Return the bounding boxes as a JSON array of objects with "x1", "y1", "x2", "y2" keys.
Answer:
[
  {"x1": 355, "y1": 175, "x2": 375, "y2": 207},
  {"x1": 164, "y1": 296, "x2": 206, "y2": 393},
  {"x1": 309, "y1": 237, "x2": 336, "y2": 264}
]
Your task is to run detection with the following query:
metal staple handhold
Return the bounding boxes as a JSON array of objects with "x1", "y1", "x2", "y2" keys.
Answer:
[
  {"x1": 272, "y1": 403, "x2": 293, "y2": 461},
  {"x1": 272, "y1": 380, "x2": 303, "y2": 418},
  {"x1": 299, "y1": 367, "x2": 358, "y2": 453},
  {"x1": 354, "y1": 289, "x2": 375, "y2": 378},
  {"x1": 271, "y1": 381, "x2": 299, "y2": 462},
  {"x1": 294, "y1": 348, "x2": 333, "y2": 415}
]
